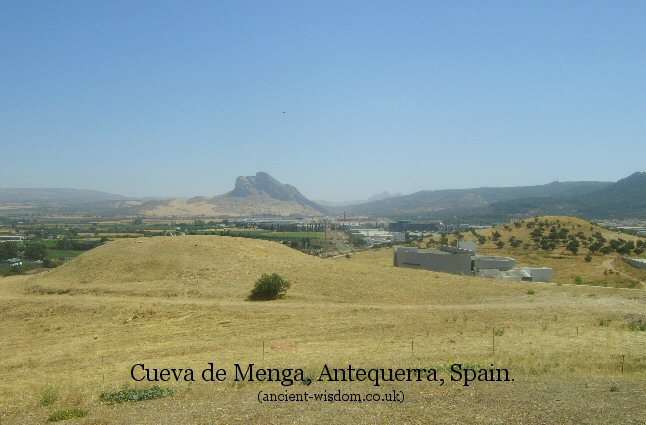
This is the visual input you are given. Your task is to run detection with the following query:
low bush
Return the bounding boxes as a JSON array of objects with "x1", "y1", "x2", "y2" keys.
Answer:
[
  {"x1": 99, "y1": 386, "x2": 175, "y2": 404},
  {"x1": 248, "y1": 273, "x2": 291, "y2": 300}
]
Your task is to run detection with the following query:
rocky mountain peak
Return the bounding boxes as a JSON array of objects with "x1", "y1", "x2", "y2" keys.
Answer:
[{"x1": 226, "y1": 172, "x2": 326, "y2": 213}]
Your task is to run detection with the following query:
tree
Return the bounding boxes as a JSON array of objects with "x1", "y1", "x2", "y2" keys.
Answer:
[
  {"x1": 248, "y1": 273, "x2": 291, "y2": 301},
  {"x1": 566, "y1": 239, "x2": 580, "y2": 255},
  {"x1": 0, "y1": 242, "x2": 19, "y2": 260},
  {"x1": 509, "y1": 237, "x2": 522, "y2": 248},
  {"x1": 616, "y1": 240, "x2": 635, "y2": 255},
  {"x1": 588, "y1": 242, "x2": 601, "y2": 254},
  {"x1": 24, "y1": 243, "x2": 46, "y2": 261}
]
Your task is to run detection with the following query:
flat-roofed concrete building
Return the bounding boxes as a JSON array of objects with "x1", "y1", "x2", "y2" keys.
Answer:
[
  {"x1": 520, "y1": 267, "x2": 554, "y2": 282},
  {"x1": 393, "y1": 246, "x2": 472, "y2": 275},
  {"x1": 393, "y1": 245, "x2": 553, "y2": 282},
  {"x1": 473, "y1": 256, "x2": 516, "y2": 272}
]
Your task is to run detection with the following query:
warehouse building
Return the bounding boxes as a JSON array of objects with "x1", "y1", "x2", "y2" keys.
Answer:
[{"x1": 393, "y1": 245, "x2": 553, "y2": 282}]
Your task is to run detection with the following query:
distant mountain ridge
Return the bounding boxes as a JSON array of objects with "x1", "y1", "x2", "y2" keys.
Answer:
[
  {"x1": 315, "y1": 191, "x2": 402, "y2": 208},
  {"x1": 342, "y1": 180, "x2": 613, "y2": 217},
  {"x1": 135, "y1": 172, "x2": 326, "y2": 217},
  {"x1": 0, "y1": 188, "x2": 127, "y2": 204},
  {"x1": 491, "y1": 172, "x2": 646, "y2": 219},
  {"x1": 367, "y1": 191, "x2": 402, "y2": 202}
]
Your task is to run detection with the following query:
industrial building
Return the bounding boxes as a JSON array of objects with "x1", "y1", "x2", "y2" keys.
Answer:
[
  {"x1": 394, "y1": 246, "x2": 473, "y2": 275},
  {"x1": 389, "y1": 220, "x2": 441, "y2": 232},
  {"x1": 393, "y1": 244, "x2": 553, "y2": 282},
  {"x1": 0, "y1": 235, "x2": 24, "y2": 242},
  {"x1": 350, "y1": 229, "x2": 405, "y2": 246}
]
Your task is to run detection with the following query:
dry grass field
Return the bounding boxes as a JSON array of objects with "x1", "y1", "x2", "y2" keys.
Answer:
[{"x1": 1, "y1": 235, "x2": 645, "y2": 424}]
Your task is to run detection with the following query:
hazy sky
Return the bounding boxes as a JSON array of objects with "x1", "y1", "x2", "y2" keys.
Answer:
[{"x1": 1, "y1": 1, "x2": 644, "y2": 201}]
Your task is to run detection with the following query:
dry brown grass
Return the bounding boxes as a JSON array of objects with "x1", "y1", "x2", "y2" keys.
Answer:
[{"x1": 1, "y1": 235, "x2": 645, "y2": 424}]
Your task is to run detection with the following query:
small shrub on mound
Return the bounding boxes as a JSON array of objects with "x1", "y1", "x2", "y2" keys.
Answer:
[
  {"x1": 40, "y1": 388, "x2": 58, "y2": 406},
  {"x1": 47, "y1": 408, "x2": 88, "y2": 422},
  {"x1": 248, "y1": 273, "x2": 291, "y2": 300},
  {"x1": 99, "y1": 386, "x2": 175, "y2": 404}
]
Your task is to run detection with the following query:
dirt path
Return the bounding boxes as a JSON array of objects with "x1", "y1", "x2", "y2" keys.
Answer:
[
  {"x1": 602, "y1": 258, "x2": 643, "y2": 287},
  {"x1": 329, "y1": 229, "x2": 350, "y2": 254}
]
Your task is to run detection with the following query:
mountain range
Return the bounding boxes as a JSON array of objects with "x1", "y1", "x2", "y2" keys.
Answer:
[
  {"x1": 0, "y1": 188, "x2": 128, "y2": 205},
  {"x1": 315, "y1": 191, "x2": 402, "y2": 207},
  {"x1": 1, "y1": 172, "x2": 644, "y2": 220},
  {"x1": 339, "y1": 180, "x2": 614, "y2": 217},
  {"x1": 340, "y1": 172, "x2": 645, "y2": 221},
  {"x1": 489, "y1": 172, "x2": 646, "y2": 219}
]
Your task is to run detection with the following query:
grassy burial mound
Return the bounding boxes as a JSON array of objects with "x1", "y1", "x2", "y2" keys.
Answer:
[
  {"x1": 25, "y1": 236, "x2": 517, "y2": 304},
  {"x1": 1, "y1": 235, "x2": 645, "y2": 424},
  {"x1": 25, "y1": 236, "x2": 321, "y2": 299}
]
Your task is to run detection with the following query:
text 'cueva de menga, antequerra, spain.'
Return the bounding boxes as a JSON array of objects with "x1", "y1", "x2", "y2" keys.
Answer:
[{"x1": 130, "y1": 363, "x2": 513, "y2": 387}]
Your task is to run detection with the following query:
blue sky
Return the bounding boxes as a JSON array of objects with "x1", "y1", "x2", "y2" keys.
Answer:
[{"x1": 1, "y1": 1, "x2": 644, "y2": 201}]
